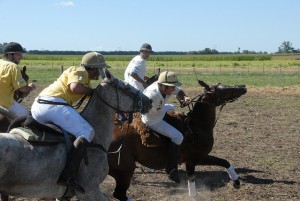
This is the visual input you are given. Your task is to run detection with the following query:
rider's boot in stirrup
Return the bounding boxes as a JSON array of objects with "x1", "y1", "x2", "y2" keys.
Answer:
[
  {"x1": 58, "y1": 136, "x2": 88, "y2": 194},
  {"x1": 165, "y1": 142, "x2": 180, "y2": 183}
]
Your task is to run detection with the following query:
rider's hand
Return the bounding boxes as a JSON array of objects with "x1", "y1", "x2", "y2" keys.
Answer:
[
  {"x1": 184, "y1": 96, "x2": 192, "y2": 104},
  {"x1": 144, "y1": 75, "x2": 149, "y2": 80},
  {"x1": 28, "y1": 83, "x2": 36, "y2": 91}
]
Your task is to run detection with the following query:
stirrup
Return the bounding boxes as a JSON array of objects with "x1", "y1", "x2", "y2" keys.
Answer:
[{"x1": 57, "y1": 175, "x2": 85, "y2": 194}]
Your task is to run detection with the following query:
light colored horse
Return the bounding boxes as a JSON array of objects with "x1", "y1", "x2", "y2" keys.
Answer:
[{"x1": 0, "y1": 69, "x2": 152, "y2": 201}]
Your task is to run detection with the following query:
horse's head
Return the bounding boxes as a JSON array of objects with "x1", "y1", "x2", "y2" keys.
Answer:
[
  {"x1": 145, "y1": 68, "x2": 160, "y2": 86},
  {"x1": 99, "y1": 69, "x2": 152, "y2": 114},
  {"x1": 20, "y1": 66, "x2": 29, "y2": 83},
  {"x1": 14, "y1": 66, "x2": 30, "y2": 103},
  {"x1": 198, "y1": 80, "x2": 247, "y2": 106}
]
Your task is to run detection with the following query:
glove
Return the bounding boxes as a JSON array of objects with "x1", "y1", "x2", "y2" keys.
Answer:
[{"x1": 28, "y1": 83, "x2": 36, "y2": 91}]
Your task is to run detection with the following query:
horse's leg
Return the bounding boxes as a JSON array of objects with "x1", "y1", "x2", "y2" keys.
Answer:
[
  {"x1": 194, "y1": 154, "x2": 240, "y2": 186},
  {"x1": 110, "y1": 171, "x2": 134, "y2": 201},
  {"x1": 76, "y1": 187, "x2": 108, "y2": 201},
  {"x1": 0, "y1": 195, "x2": 9, "y2": 201},
  {"x1": 185, "y1": 161, "x2": 197, "y2": 196}
]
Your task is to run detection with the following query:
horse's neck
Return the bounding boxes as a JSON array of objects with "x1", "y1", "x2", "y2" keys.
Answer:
[
  {"x1": 81, "y1": 94, "x2": 114, "y2": 148},
  {"x1": 191, "y1": 101, "x2": 216, "y2": 132}
]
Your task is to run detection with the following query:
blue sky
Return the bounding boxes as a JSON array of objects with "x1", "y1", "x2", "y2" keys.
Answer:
[{"x1": 1, "y1": 0, "x2": 299, "y2": 53}]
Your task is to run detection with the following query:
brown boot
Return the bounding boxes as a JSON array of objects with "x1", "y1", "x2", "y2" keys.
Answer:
[
  {"x1": 165, "y1": 142, "x2": 180, "y2": 183},
  {"x1": 58, "y1": 136, "x2": 88, "y2": 194}
]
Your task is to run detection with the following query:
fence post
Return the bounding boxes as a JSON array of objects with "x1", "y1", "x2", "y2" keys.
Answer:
[{"x1": 61, "y1": 65, "x2": 64, "y2": 74}]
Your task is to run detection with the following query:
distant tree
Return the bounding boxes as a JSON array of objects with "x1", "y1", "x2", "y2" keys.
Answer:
[
  {"x1": 201, "y1": 48, "x2": 219, "y2": 54},
  {"x1": 0, "y1": 43, "x2": 3, "y2": 54},
  {"x1": 278, "y1": 41, "x2": 295, "y2": 53}
]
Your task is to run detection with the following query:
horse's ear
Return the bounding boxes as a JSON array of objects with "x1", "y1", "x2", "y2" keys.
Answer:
[
  {"x1": 156, "y1": 68, "x2": 161, "y2": 75},
  {"x1": 23, "y1": 66, "x2": 26, "y2": 72},
  {"x1": 104, "y1": 68, "x2": 114, "y2": 81},
  {"x1": 198, "y1": 80, "x2": 210, "y2": 91}
]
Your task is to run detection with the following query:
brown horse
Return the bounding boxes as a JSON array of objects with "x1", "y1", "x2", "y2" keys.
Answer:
[
  {"x1": 108, "y1": 80, "x2": 247, "y2": 201},
  {"x1": 145, "y1": 68, "x2": 160, "y2": 86},
  {"x1": 0, "y1": 66, "x2": 29, "y2": 133}
]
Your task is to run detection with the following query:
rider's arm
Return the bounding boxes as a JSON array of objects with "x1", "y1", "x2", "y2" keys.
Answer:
[
  {"x1": 70, "y1": 82, "x2": 93, "y2": 95},
  {"x1": 18, "y1": 84, "x2": 35, "y2": 93},
  {"x1": 130, "y1": 72, "x2": 148, "y2": 89}
]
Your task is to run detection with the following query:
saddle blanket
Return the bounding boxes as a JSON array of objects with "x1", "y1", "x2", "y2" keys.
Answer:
[{"x1": 9, "y1": 127, "x2": 65, "y2": 143}]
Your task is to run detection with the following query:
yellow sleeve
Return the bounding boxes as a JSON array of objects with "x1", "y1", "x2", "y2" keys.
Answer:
[
  {"x1": 12, "y1": 66, "x2": 27, "y2": 90},
  {"x1": 67, "y1": 69, "x2": 88, "y2": 85}
]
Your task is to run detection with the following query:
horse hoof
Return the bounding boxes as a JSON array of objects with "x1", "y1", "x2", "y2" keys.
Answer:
[
  {"x1": 168, "y1": 169, "x2": 180, "y2": 183},
  {"x1": 233, "y1": 179, "x2": 240, "y2": 188}
]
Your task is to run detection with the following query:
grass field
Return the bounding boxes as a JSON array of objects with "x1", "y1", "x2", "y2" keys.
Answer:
[
  {"x1": 6, "y1": 54, "x2": 300, "y2": 200},
  {"x1": 21, "y1": 54, "x2": 300, "y2": 87}
]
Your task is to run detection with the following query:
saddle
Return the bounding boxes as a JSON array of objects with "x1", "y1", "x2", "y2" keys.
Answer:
[
  {"x1": 132, "y1": 116, "x2": 171, "y2": 147},
  {"x1": 131, "y1": 111, "x2": 191, "y2": 147},
  {"x1": 8, "y1": 114, "x2": 72, "y2": 143}
]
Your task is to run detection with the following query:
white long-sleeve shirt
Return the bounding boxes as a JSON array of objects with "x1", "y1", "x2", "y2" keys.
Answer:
[
  {"x1": 124, "y1": 55, "x2": 146, "y2": 91},
  {"x1": 141, "y1": 81, "x2": 180, "y2": 126}
]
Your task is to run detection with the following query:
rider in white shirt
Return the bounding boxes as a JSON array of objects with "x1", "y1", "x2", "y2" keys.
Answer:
[
  {"x1": 124, "y1": 43, "x2": 153, "y2": 91},
  {"x1": 142, "y1": 71, "x2": 191, "y2": 183}
]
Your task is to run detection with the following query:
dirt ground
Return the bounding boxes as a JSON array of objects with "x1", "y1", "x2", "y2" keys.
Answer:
[{"x1": 8, "y1": 85, "x2": 300, "y2": 201}]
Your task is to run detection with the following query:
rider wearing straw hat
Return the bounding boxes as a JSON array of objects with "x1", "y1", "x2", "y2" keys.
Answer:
[
  {"x1": 31, "y1": 52, "x2": 110, "y2": 194},
  {"x1": 141, "y1": 71, "x2": 191, "y2": 183}
]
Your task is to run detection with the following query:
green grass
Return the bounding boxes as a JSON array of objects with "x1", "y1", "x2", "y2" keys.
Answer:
[{"x1": 20, "y1": 55, "x2": 300, "y2": 87}]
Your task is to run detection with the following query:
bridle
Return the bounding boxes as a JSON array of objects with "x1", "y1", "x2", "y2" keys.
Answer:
[
  {"x1": 81, "y1": 78, "x2": 146, "y2": 159},
  {"x1": 94, "y1": 78, "x2": 144, "y2": 123}
]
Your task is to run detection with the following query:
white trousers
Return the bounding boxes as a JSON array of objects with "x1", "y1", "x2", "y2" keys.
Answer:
[
  {"x1": 148, "y1": 120, "x2": 184, "y2": 145},
  {"x1": 8, "y1": 101, "x2": 29, "y2": 118},
  {"x1": 31, "y1": 96, "x2": 95, "y2": 142}
]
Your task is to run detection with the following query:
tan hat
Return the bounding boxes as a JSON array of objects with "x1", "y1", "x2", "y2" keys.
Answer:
[
  {"x1": 158, "y1": 71, "x2": 182, "y2": 86},
  {"x1": 81, "y1": 52, "x2": 111, "y2": 68}
]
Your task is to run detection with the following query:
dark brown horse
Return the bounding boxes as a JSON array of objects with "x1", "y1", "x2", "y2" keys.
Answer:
[
  {"x1": 0, "y1": 66, "x2": 30, "y2": 133},
  {"x1": 108, "y1": 80, "x2": 247, "y2": 201},
  {"x1": 145, "y1": 68, "x2": 160, "y2": 86}
]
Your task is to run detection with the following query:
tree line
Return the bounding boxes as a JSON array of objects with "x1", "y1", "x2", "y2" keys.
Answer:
[{"x1": 1, "y1": 41, "x2": 299, "y2": 55}]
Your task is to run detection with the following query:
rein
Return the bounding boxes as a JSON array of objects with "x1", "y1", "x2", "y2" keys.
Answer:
[
  {"x1": 96, "y1": 79, "x2": 141, "y2": 124},
  {"x1": 177, "y1": 87, "x2": 240, "y2": 134},
  {"x1": 37, "y1": 94, "x2": 89, "y2": 109}
]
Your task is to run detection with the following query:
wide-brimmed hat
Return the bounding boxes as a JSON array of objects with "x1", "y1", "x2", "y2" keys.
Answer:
[
  {"x1": 81, "y1": 52, "x2": 111, "y2": 68},
  {"x1": 158, "y1": 71, "x2": 181, "y2": 86}
]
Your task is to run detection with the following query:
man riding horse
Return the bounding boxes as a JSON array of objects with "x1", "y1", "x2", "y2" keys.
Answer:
[
  {"x1": 30, "y1": 52, "x2": 110, "y2": 194},
  {"x1": 141, "y1": 71, "x2": 191, "y2": 183},
  {"x1": 0, "y1": 42, "x2": 35, "y2": 119}
]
